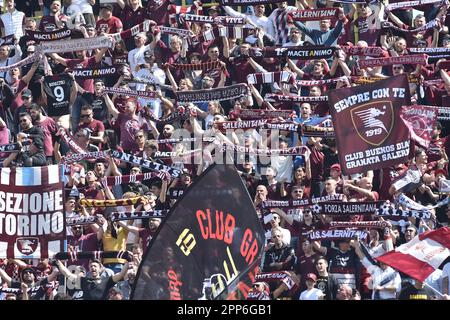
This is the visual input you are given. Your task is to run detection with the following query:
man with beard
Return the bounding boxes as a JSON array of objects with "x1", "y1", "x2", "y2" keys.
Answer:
[
  {"x1": 30, "y1": 103, "x2": 57, "y2": 164},
  {"x1": 55, "y1": 258, "x2": 129, "y2": 300},
  {"x1": 76, "y1": 105, "x2": 105, "y2": 148},
  {"x1": 76, "y1": 80, "x2": 109, "y2": 127},
  {"x1": 0, "y1": 265, "x2": 58, "y2": 300},
  {"x1": 426, "y1": 121, "x2": 450, "y2": 162},
  {"x1": 38, "y1": 0, "x2": 65, "y2": 32},
  {"x1": 262, "y1": 228, "x2": 296, "y2": 272}
]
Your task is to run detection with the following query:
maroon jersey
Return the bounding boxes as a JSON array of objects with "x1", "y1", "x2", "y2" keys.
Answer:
[
  {"x1": 66, "y1": 56, "x2": 98, "y2": 93},
  {"x1": 38, "y1": 15, "x2": 58, "y2": 32},
  {"x1": 120, "y1": 5, "x2": 147, "y2": 31},
  {"x1": 96, "y1": 16, "x2": 123, "y2": 34}
]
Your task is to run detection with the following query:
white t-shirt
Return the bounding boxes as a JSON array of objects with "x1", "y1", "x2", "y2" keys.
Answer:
[{"x1": 299, "y1": 288, "x2": 323, "y2": 300}]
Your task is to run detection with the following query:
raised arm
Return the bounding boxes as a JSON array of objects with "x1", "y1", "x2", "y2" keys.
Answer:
[
  {"x1": 22, "y1": 61, "x2": 39, "y2": 85},
  {"x1": 104, "y1": 92, "x2": 119, "y2": 119},
  {"x1": 55, "y1": 260, "x2": 78, "y2": 281},
  {"x1": 287, "y1": 58, "x2": 305, "y2": 78},
  {"x1": 112, "y1": 261, "x2": 129, "y2": 283},
  {"x1": 48, "y1": 53, "x2": 68, "y2": 67},
  {"x1": 0, "y1": 267, "x2": 12, "y2": 286}
]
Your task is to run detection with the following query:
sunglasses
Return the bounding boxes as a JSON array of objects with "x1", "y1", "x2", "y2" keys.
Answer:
[{"x1": 80, "y1": 114, "x2": 92, "y2": 118}]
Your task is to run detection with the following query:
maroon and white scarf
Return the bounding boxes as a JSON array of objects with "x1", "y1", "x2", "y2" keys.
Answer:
[
  {"x1": 103, "y1": 87, "x2": 157, "y2": 99},
  {"x1": 237, "y1": 109, "x2": 295, "y2": 119},
  {"x1": 290, "y1": 8, "x2": 339, "y2": 21},
  {"x1": 54, "y1": 251, "x2": 132, "y2": 261},
  {"x1": 180, "y1": 14, "x2": 246, "y2": 25},
  {"x1": 168, "y1": 60, "x2": 224, "y2": 72},
  {"x1": 26, "y1": 28, "x2": 72, "y2": 41},
  {"x1": 216, "y1": 119, "x2": 301, "y2": 131},
  {"x1": 382, "y1": 19, "x2": 441, "y2": 34},
  {"x1": 111, "y1": 20, "x2": 153, "y2": 42},
  {"x1": 301, "y1": 124, "x2": 335, "y2": 137},
  {"x1": 110, "y1": 210, "x2": 168, "y2": 222},
  {"x1": 175, "y1": 83, "x2": 249, "y2": 103},
  {"x1": 66, "y1": 215, "x2": 100, "y2": 227},
  {"x1": 79, "y1": 196, "x2": 146, "y2": 208},
  {"x1": 265, "y1": 93, "x2": 329, "y2": 103},
  {"x1": 40, "y1": 36, "x2": 114, "y2": 53},
  {"x1": 197, "y1": 26, "x2": 254, "y2": 42},
  {"x1": 409, "y1": 47, "x2": 450, "y2": 55},
  {"x1": 0, "y1": 51, "x2": 41, "y2": 73},
  {"x1": 262, "y1": 193, "x2": 345, "y2": 209},
  {"x1": 308, "y1": 229, "x2": 368, "y2": 241},
  {"x1": 61, "y1": 151, "x2": 109, "y2": 164},
  {"x1": 251, "y1": 46, "x2": 335, "y2": 60},
  {"x1": 220, "y1": 0, "x2": 285, "y2": 5},
  {"x1": 57, "y1": 128, "x2": 86, "y2": 154},
  {"x1": 358, "y1": 54, "x2": 428, "y2": 68},
  {"x1": 310, "y1": 201, "x2": 385, "y2": 215},
  {"x1": 158, "y1": 26, "x2": 192, "y2": 38},
  {"x1": 247, "y1": 71, "x2": 296, "y2": 85},
  {"x1": 71, "y1": 66, "x2": 118, "y2": 79},
  {"x1": 101, "y1": 172, "x2": 166, "y2": 187},
  {"x1": 329, "y1": 221, "x2": 390, "y2": 229},
  {"x1": 223, "y1": 144, "x2": 311, "y2": 156},
  {"x1": 385, "y1": 0, "x2": 443, "y2": 11},
  {"x1": 341, "y1": 45, "x2": 386, "y2": 57},
  {"x1": 156, "y1": 137, "x2": 216, "y2": 144},
  {"x1": 295, "y1": 76, "x2": 348, "y2": 86}
]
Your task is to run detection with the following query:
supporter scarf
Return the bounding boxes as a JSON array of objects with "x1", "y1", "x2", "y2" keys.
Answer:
[
  {"x1": 256, "y1": 46, "x2": 336, "y2": 60},
  {"x1": 110, "y1": 210, "x2": 168, "y2": 222},
  {"x1": 308, "y1": 229, "x2": 368, "y2": 240},
  {"x1": 61, "y1": 151, "x2": 109, "y2": 164},
  {"x1": 66, "y1": 215, "x2": 100, "y2": 226},
  {"x1": 386, "y1": 0, "x2": 443, "y2": 11},
  {"x1": 329, "y1": 221, "x2": 390, "y2": 229},
  {"x1": 175, "y1": 83, "x2": 249, "y2": 103},
  {"x1": 216, "y1": 119, "x2": 271, "y2": 130},
  {"x1": 0, "y1": 140, "x2": 30, "y2": 153},
  {"x1": 158, "y1": 26, "x2": 192, "y2": 38},
  {"x1": 237, "y1": 109, "x2": 294, "y2": 119},
  {"x1": 0, "y1": 51, "x2": 41, "y2": 73},
  {"x1": 103, "y1": 87, "x2": 157, "y2": 99},
  {"x1": 142, "y1": 109, "x2": 187, "y2": 125},
  {"x1": 197, "y1": 26, "x2": 254, "y2": 42},
  {"x1": 409, "y1": 47, "x2": 450, "y2": 55},
  {"x1": 358, "y1": 54, "x2": 428, "y2": 68},
  {"x1": 39, "y1": 35, "x2": 114, "y2": 53},
  {"x1": 222, "y1": 144, "x2": 311, "y2": 156},
  {"x1": 110, "y1": 150, "x2": 182, "y2": 178},
  {"x1": 382, "y1": 19, "x2": 440, "y2": 33},
  {"x1": 101, "y1": 172, "x2": 164, "y2": 187},
  {"x1": 247, "y1": 71, "x2": 296, "y2": 85},
  {"x1": 0, "y1": 34, "x2": 14, "y2": 46},
  {"x1": 301, "y1": 124, "x2": 335, "y2": 137},
  {"x1": 26, "y1": 28, "x2": 72, "y2": 41},
  {"x1": 351, "y1": 75, "x2": 420, "y2": 85},
  {"x1": 295, "y1": 76, "x2": 347, "y2": 86},
  {"x1": 54, "y1": 250, "x2": 132, "y2": 261},
  {"x1": 168, "y1": 60, "x2": 225, "y2": 72},
  {"x1": 262, "y1": 193, "x2": 345, "y2": 209},
  {"x1": 265, "y1": 93, "x2": 329, "y2": 103},
  {"x1": 422, "y1": 79, "x2": 443, "y2": 87},
  {"x1": 156, "y1": 137, "x2": 216, "y2": 144},
  {"x1": 219, "y1": 0, "x2": 285, "y2": 5},
  {"x1": 111, "y1": 20, "x2": 153, "y2": 42},
  {"x1": 0, "y1": 286, "x2": 44, "y2": 294},
  {"x1": 397, "y1": 192, "x2": 449, "y2": 210},
  {"x1": 310, "y1": 201, "x2": 385, "y2": 215},
  {"x1": 181, "y1": 14, "x2": 247, "y2": 25},
  {"x1": 341, "y1": 46, "x2": 386, "y2": 57},
  {"x1": 71, "y1": 66, "x2": 117, "y2": 79},
  {"x1": 290, "y1": 8, "x2": 339, "y2": 21},
  {"x1": 376, "y1": 204, "x2": 432, "y2": 219},
  {"x1": 57, "y1": 128, "x2": 86, "y2": 154},
  {"x1": 254, "y1": 271, "x2": 296, "y2": 291},
  {"x1": 79, "y1": 196, "x2": 145, "y2": 208}
]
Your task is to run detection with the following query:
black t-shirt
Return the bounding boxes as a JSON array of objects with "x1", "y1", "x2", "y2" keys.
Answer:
[
  {"x1": 81, "y1": 92, "x2": 108, "y2": 123},
  {"x1": 315, "y1": 275, "x2": 331, "y2": 300},
  {"x1": 262, "y1": 244, "x2": 296, "y2": 272},
  {"x1": 11, "y1": 278, "x2": 47, "y2": 300},
  {"x1": 399, "y1": 284, "x2": 437, "y2": 300},
  {"x1": 43, "y1": 74, "x2": 74, "y2": 116},
  {"x1": 80, "y1": 276, "x2": 115, "y2": 300},
  {"x1": 326, "y1": 248, "x2": 358, "y2": 274}
]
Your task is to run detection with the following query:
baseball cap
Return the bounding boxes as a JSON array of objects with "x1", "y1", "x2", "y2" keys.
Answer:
[
  {"x1": 306, "y1": 273, "x2": 317, "y2": 282},
  {"x1": 100, "y1": 4, "x2": 113, "y2": 10},
  {"x1": 21, "y1": 89, "x2": 32, "y2": 98},
  {"x1": 330, "y1": 163, "x2": 341, "y2": 172}
]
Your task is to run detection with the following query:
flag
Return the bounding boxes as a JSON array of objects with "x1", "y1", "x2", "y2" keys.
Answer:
[
  {"x1": 0, "y1": 165, "x2": 66, "y2": 259},
  {"x1": 400, "y1": 105, "x2": 437, "y2": 149},
  {"x1": 131, "y1": 164, "x2": 265, "y2": 300},
  {"x1": 328, "y1": 75, "x2": 411, "y2": 175},
  {"x1": 376, "y1": 227, "x2": 450, "y2": 282}
]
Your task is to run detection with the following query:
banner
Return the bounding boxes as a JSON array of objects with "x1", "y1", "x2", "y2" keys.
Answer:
[
  {"x1": 110, "y1": 210, "x2": 168, "y2": 222},
  {"x1": 0, "y1": 165, "x2": 65, "y2": 259},
  {"x1": 39, "y1": 36, "x2": 114, "y2": 53},
  {"x1": 175, "y1": 84, "x2": 249, "y2": 103},
  {"x1": 131, "y1": 164, "x2": 265, "y2": 300},
  {"x1": 358, "y1": 54, "x2": 428, "y2": 68},
  {"x1": 400, "y1": 105, "x2": 437, "y2": 148},
  {"x1": 26, "y1": 28, "x2": 72, "y2": 41},
  {"x1": 311, "y1": 201, "x2": 384, "y2": 215},
  {"x1": 376, "y1": 227, "x2": 450, "y2": 282},
  {"x1": 290, "y1": 8, "x2": 339, "y2": 21},
  {"x1": 71, "y1": 66, "x2": 117, "y2": 79},
  {"x1": 308, "y1": 229, "x2": 368, "y2": 241},
  {"x1": 181, "y1": 14, "x2": 247, "y2": 25},
  {"x1": 328, "y1": 75, "x2": 411, "y2": 175},
  {"x1": 110, "y1": 150, "x2": 182, "y2": 178}
]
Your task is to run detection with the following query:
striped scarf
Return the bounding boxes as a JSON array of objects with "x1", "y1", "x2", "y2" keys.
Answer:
[
  {"x1": 274, "y1": 8, "x2": 292, "y2": 46},
  {"x1": 79, "y1": 196, "x2": 146, "y2": 208},
  {"x1": 57, "y1": 128, "x2": 86, "y2": 154},
  {"x1": 101, "y1": 172, "x2": 164, "y2": 187},
  {"x1": 0, "y1": 51, "x2": 41, "y2": 73},
  {"x1": 247, "y1": 71, "x2": 296, "y2": 85},
  {"x1": 197, "y1": 26, "x2": 254, "y2": 42},
  {"x1": 111, "y1": 20, "x2": 153, "y2": 42},
  {"x1": 54, "y1": 251, "x2": 132, "y2": 261},
  {"x1": 110, "y1": 210, "x2": 168, "y2": 222}
]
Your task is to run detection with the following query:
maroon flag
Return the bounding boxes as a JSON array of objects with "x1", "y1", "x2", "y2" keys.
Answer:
[
  {"x1": 376, "y1": 227, "x2": 450, "y2": 282},
  {"x1": 328, "y1": 74, "x2": 411, "y2": 175},
  {"x1": 400, "y1": 105, "x2": 437, "y2": 148},
  {"x1": 0, "y1": 165, "x2": 66, "y2": 259}
]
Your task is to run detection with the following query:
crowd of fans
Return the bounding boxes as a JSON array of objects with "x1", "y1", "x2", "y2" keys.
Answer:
[{"x1": 0, "y1": 0, "x2": 449, "y2": 300}]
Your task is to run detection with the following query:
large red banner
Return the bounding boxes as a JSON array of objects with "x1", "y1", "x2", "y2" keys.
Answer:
[
  {"x1": 0, "y1": 165, "x2": 66, "y2": 259},
  {"x1": 328, "y1": 75, "x2": 411, "y2": 175}
]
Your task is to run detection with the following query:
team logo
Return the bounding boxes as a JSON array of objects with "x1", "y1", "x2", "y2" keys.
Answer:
[
  {"x1": 16, "y1": 237, "x2": 39, "y2": 255},
  {"x1": 351, "y1": 101, "x2": 394, "y2": 146}
]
